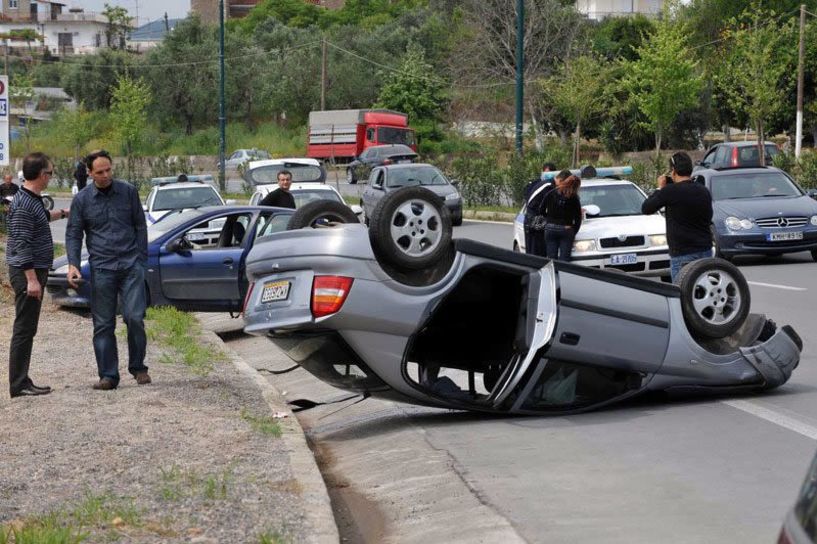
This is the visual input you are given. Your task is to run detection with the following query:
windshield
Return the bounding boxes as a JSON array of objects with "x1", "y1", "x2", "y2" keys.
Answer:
[
  {"x1": 248, "y1": 164, "x2": 324, "y2": 185},
  {"x1": 152, "y1": 186, "x2": 223, "y2": 211},
  {"x1": 386, "y1": 166, "x2": 449, "y2": 188},
  {"x1": 148, "y1": 209, "x2": 205, "y2": 242},
  {"x1": 377, "y1": 127, "x2": 416, "y2": 147},
  {"x1": 710, "y1": 172, "x2": 802, "y2": 200},
  {"x1": 579, "y1": 184, "x2": 646, "y2": 217},
  {"x1": 292, "y1": 189, "x2": 343, "y2": 208}
]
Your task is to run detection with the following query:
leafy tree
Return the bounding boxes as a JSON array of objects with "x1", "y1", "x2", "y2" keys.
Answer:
[
  {"x1": 10, "y1": 73, "x2": 35, "y2": 152},
  {"x1": 103, "y1": 4, "x2": 132, "y2": 50},
  {"x1": 110, "y1": 75, "x2": 151, "y2": 186},
  {"x1": 63, "y1": 50, "x2": 142, "y2": 109},
  {"x1": 375, "y1": 44, "x2": 447, "y2": 122},
  {"x1": 716, "y1": 4, "x2": 796, "y2": 163},
  {"x1": 54, "y1": 104, "x2": 96, "y2": 159},
  {"x1": 620, "y1": 3, "x2": 703, "y2": 154},
  {"x1": 590, "y1": 14, "x2": 655, "y2": 62}
]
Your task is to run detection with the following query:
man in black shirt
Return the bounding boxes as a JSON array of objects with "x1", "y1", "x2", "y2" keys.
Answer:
[
  {"x1": 259, "y1": 170, "x2": 296, "y2": 209},
  {"x1": 0, "y1": 173, "x2": 19, "y2": 199},
  {"x1": 641, "y1": 151, "x2": 713, "y2": 282}
]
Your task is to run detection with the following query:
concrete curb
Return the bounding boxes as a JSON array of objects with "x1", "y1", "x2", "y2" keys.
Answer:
[
  {"x1": 199, "y1": 328, "x2": 339, "y2": 544},
  {"x1": 463, "y1": 210, "x2": 516, "y2": 223}
]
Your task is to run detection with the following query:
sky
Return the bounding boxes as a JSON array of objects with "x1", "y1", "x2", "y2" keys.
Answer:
[{"x1": 67, "y1": 0, "x2": 191, "y2": 28}]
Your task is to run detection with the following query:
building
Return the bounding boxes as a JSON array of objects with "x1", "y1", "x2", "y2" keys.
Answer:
[
  {"x1": 191, "y1": 0, "x2": 343, "y2": 24},
  {"x1": 0, "y1": 0, "x2": 64, "y2": 23},
  {"x1": 127, "y1": 16, "x2": 181, "y2": 51},
  {"x1": 0, "y1": 8, "x2": 127, "y2": 55},
  {"x1": 576, "y1": 0, "x2": 663, "y2": 20}
]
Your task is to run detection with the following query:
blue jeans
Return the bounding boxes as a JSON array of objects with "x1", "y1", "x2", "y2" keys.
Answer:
[
  {"x1": 670, "y1": 249, "x2": 714, "y2": 283},
  {"x1": 544, "y1": 225, "x2": 576, "y2": 262},
  {"x1": 90, "y1": 264, "x2": 148, "y2": 385}
]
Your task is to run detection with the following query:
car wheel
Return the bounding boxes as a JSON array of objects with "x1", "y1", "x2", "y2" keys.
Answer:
[
  {"x1": 287, "y1": 200, "x2": 359, "y2": 230},
  {"x1": 346, "y1": 168, "x2": 357, "y2": 185},
  {"x1": 369, "y1": 186, "x2": 452, "y2": 271},
  {"x1": 676, "y1": 257, "x2": 750, "y2": 339},
  {"x1": 42, "y1": 195, "x2": 54, "y2": 211}
]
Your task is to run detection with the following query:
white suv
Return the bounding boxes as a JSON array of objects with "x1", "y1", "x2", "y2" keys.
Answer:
[{"x1": 514, "y1": 176, "x2": 670, "y2": 277}]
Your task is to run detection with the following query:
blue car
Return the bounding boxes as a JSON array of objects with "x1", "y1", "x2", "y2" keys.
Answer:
[
  {"x1": 695, "y1": 166, "x2": 817, "y2": 261},
  {"x1": 47, "y1": 206, "x2": 295, "y2": 312}
]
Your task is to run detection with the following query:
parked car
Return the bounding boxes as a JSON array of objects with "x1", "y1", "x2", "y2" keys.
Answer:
[
  {"x1": 346, "y1": 144, "x2": 418, "y2": 184},
  {"x1": 513, "y1": 175, "x2": 670, "y2": 277},
  {"x1": 695, "y1": 141, "x2": 779, "y2": 170},
  {"x1": 144, "y1": 180, "x2": 235, "y2": 225},
  {"x1": 241, "y1": 190, "x2": 801, "y2": 415},
  {"x1": 243, "y1": 158, "x2": 326, "y2": 187},
  {"x1": 695, "y1": 166, "x2": 817, "y2": 261},
  {"x1": 47, "y1": 206, "x2": 296, "y2": 311},
  {"x1": 225, "y1": 148, "x2": 271, "y2": 169},
  {"x1": 249, "y1": 182, "x2": 363, "y2": 218},
  {"x1": 360, "y1": 163, "x2": 462, "y2": 226},
  {"x1": 780, "y1": 447, "x2": 817, "y2": 544}
]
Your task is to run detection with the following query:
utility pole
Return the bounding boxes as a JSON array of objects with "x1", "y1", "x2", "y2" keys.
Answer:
[
  {"x1": 218, "y1": 0, "x2": 226, "y2": 190},
  {"x1": 320, "y1": 37, "x2": 327, "y2": 110},
  {"x1": 796, "y1": 4, "x2": 806, "y2": 158},
  {"x1": 515, "y1": 0, "x2": 524, "y2": 156}
]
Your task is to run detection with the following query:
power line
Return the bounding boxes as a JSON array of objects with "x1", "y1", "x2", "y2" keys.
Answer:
[{"x1": 689, "y1": 6, "x2": 802, "y2": 51}]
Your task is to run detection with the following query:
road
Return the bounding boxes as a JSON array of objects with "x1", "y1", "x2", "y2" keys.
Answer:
[{"x1": 206, "y1": 217, "x2": 817, "y2": 543}]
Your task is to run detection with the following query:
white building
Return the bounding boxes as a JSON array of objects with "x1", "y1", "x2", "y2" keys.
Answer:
[
  {"x1": 576, "y1": 0, "x2": 663, "y2": 20},
  {"x1": 0, "y1": 9, "x2": 121, "y2": 56}
]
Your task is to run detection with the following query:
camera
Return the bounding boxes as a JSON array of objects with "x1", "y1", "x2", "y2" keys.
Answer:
[{"x1": 663, "y1": 175, "x2": 673, "y2": 185}]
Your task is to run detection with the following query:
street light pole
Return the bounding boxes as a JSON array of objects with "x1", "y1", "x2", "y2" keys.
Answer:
[
  {"x1": 218, "y1": 0, "x2": 226, "y2": 190},
  {"x1": 515, "y1": 0, "x2": 524, "y2": 156},
  {"x1": 796, "y1": 4, "x2": 806, "y2": 158}
]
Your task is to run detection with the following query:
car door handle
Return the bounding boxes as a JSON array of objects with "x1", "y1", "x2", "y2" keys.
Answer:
[{"x1": 223, "y1": 257, "x2": 234, "y2": 265}]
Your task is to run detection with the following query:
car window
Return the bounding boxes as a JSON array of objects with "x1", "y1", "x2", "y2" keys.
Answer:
[
  {"x1": 383, "y1": 144, "x2": 414, "y2": 156},
  {"x1": 148, "y1": 209, "x2": 205, "y2": 242},
  {"x1": 385, "y1": 166, "x2": 448, "y2": 188},
  {"x1": 578, "y1": 184, "x2": 646, "y2": 217},
  {"x1": 292, "y1": 189, "x2": 343, "y2": 208},
  {"x1": 714, "y1": 145, "x2": 730, "y2": 165},
  {"x1": 373, "y1": 170, "x2": 385, "y2": 186},
  {"x1": 248, "y1": 164, "x2": 323, "y2": 185},
  {"x1": 366, "y1": 128, "x2": 375, "y2": 142},
  {"x1": 702, "y1": 148, "x2": 716, "y2": 166},
  {"x1": 152, "y1": 186, "x2": 223, "y2": 211},
  {"x1": 709, "y1": 172, "x2": 803, "y2": 200},
  {"x1": 257, "y1": 213, "x2": 291, "y2": 239}
]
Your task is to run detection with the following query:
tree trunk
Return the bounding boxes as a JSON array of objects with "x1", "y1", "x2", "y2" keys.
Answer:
[
  {"x1": 573, "y1": 120, "x2": 581, "y2": 168},
  {"x1": 185, "y1": 114, "x2": 193, "y2": 136},
  {"x1": 655, "y1": 130, "x2": 662, "y2": 158},
  {"x1": 723, "y1": 124, "x2": 731, "y2": 142},
  {"x1": 757, "y1": 120, "x2": 765, "y2": 167}
]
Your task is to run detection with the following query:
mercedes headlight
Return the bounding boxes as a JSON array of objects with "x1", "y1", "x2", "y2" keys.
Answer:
[
  {"x1": 649, "y1": 234, "x2": 667, "y2": 247},
  {"x1": 725, "y1": 216, "x2": 753, "y2": 231},
  {"x1": 445, "y1": 191, "x2": 460, "y2": 201},
  {"x1": 573, "y1": 239, "x2": 596, "y2": 253},
  {"x1": 811, "y1": 215, "x2": 817, "y2": 226}
]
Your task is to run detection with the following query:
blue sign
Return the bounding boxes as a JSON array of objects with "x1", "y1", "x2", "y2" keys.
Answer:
[{"x1": 0, "y1": 99, "x2": 6, "y2": 117}]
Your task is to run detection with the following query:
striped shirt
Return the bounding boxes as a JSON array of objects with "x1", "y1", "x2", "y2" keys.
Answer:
[{"x1": 5, "y1": 187, "x2": 53, "y2": 270}]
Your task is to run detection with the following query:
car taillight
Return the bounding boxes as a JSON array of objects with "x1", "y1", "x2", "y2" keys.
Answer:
[
  {"x1": 383, "y1": 158, "x2": 393, "y2": 165},
  {"x1": 312, "y1": 276, "x2": 353, "y2": 318},
  {"x1": 777, "y1": 526, "x2": 793, "y2": 544},
  {"x1": 731, "y1": 147, "x2": 739, "y2": 167},
  {"x1": 242, "y1": 281, "x2": 256, "y2": 314}
]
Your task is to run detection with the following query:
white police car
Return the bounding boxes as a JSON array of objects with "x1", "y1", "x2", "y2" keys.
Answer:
[
  {"x1": 513, "y1": 167, "x2": 670, "y2": 277},
  {"x1": 249, "y1": 183, "x2": 362, "y2": 218}
]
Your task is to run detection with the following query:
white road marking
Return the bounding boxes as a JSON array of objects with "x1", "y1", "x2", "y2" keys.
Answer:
[
  {"x1": 723, "y1": 400, "x2": 817, "y2": 440},
  {"x1": 747, "y1": 281, "x2": 807, "y2": 291}
]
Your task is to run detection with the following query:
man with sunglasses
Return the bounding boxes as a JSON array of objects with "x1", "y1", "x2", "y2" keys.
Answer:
[{"x1": 642, "y1": 151, "x2": 713, "y2": 282}]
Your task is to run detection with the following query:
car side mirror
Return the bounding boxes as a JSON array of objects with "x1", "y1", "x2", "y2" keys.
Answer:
[
  {"x1": 350, "y1": 204, "x2": 363, "y2": 217},
  {"x1": 450, "y1": 179, "x2": 460, "y2": 187},
  {"x1": 808, "y1": 189, "x2": 817, "y2": 200},
  {"x1": 225, "y1": 199, "x2": 237, "y2": 205},
  {"x1": 166, "y1": 236, "x2": 192, "y2": 253},
  {"x1": 583, "y1": 204, "x2": 601, "y2": 217},
  {"x1": 142, "y1": 205, "x2": 148, "y2": 212}
]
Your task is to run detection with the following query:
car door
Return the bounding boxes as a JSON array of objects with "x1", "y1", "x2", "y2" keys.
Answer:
[
  {"x1": 158, "y1": 211, "x2": 255, "y2": 312},
  {"x1": 357, "y1": 148, "x2": 377, "y2": 180},
  {"x1": 362, "y1": 168, "x2": 386, "y2": 216}
]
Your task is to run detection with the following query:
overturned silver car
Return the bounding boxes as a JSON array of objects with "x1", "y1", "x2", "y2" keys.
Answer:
[{"x1": 242, "y1": 188, "x2": 801, "y2": 415}]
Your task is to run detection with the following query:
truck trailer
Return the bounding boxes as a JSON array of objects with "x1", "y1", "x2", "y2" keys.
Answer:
[{"x1": 307, "y1": 109, "x2": 416, "y2": 162}]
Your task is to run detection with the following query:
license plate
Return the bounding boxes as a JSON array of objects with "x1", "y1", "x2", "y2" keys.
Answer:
[
  {"x1": 609, "y1": 253, "x2": 637, "y2": 265},
  {"x1": 397, "y1": 159, "x2": 412, "y2": 164},
  {"x1": 261, "y1": 280, "x2": 290, "y2": 303},
  {"x1": 187, "y1": 232, "x2": 206, "y2": 241},
  {"x1": 767, "y1": 231, "x2": 803, "y2": 241}
]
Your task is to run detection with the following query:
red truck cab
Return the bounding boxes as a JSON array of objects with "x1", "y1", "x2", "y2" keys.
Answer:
[{"x1": 307, "y1": 109, "x2": 416, "y2": 162}]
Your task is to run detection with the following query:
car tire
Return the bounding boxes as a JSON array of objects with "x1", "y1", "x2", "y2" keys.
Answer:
[
  {"x1": 676, "y1": 257, "x2": 750, "y2": 339},
  {"x1": 369, "y1": 186, "x2": 453, "y2": 271},
  {"x1": 42, "y1": 195, "x2": 54, "y2": 211},
  {"x1": 346, "y1": 168, "x2": 357, "y2": 185},
  {"x1": 287, "y1": 200, "x2": 359, "y2": 230}
]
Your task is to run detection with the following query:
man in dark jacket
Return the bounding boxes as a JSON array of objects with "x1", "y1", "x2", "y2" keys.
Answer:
[
  {"x1": 259, "y1": 170, "x2": 295, "y2": 209},
  {"x1": 641, "y1": 151, "x2": 713, "y2": 282},
  {"x1": 73, "y1": 159, "x2": 88, "y2": 191}
]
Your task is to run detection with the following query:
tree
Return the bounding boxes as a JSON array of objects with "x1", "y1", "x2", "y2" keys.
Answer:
[
  {"x1": 620, "y1": 3, "x2": 703, "y2": 154},
  {"x1": 63, "y1": 50, "x2": 141, "y2": 109},
  {"x1": 590, "y1": 14, "x2": 655, "y2": 62},
  {"x1": 110, "y1": 75, "x2": 151, "y2": 185},
  {"x1": 716, "y1": 4, "x2": 796, "y2": 164},
  {"x1": 10, "y1": 73, "x2": 35, "y2": 152},
  {"x1": 375, "y1": 44, "x2": 447, "y2": 122},
  {"x1": 547, "y1": 54, "x2": 612, "y2": 166},
  {"x1": 55, "y1": 104, "x2": 95, "y2": 159},
  {"x1": 103, "y1": 3, "x2": 132, "y2": 50}
]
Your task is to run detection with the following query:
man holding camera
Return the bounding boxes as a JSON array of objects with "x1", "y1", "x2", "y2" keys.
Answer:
[{"x1": 641, "y1": 151, "x2": 713, "y2": 282}]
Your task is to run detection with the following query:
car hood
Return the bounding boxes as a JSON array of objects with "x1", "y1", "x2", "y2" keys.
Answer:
[
  {"x1": 575, "y1": 214, "x2": 666, "y2": 238},
  {"x1": 714, "y1": 196, "x2": 817, "y2": 219}
]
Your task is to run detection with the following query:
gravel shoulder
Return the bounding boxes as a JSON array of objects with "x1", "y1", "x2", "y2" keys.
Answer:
[{"x1": 0, "y1": 285, "x2": 335, "y2": 542}]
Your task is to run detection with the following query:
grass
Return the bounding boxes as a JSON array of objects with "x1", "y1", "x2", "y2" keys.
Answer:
[
  {"x1": 158, "y1": 464, "x2": 233, "y2": 502},
  {"x1": 258, "y1": 531, "x2": 286, "y2": 544},
  {"x1": 240, "y1": 408, "x2": 283, "y2": 438},
  {"x1": 145, "y1": 306, "x2": 227, "y2": 376},
  {"x1": 53, "y1": 242, "x2": 65, "y2": 259}
]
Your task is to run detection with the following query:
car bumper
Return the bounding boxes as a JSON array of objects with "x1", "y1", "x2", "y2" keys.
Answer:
[
  {"x1": 717, "y1": 230, "x2": 817, "y2": 256},
  {"x1": 445, "y1": 200, "x2": 462, "y2": 217},
  {"x1": 46, "y1": 274, "x2": 91, "y2": 308},
  {"x1": 570, "y1": 248, "x2": 670, "y2": 277}
]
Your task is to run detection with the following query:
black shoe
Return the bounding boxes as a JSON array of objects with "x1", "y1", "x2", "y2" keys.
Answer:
[
  {"x1": 29, "y1": 383, "x2": 51, "y2": 392},
  {"x1": 10, "y1": 386, "x2": 52, "y2": 398}
]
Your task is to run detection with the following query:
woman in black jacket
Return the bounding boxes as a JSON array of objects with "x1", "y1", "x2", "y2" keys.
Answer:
[{"x1": 540, "y1": 174, "x2": 582, "y2": 261}]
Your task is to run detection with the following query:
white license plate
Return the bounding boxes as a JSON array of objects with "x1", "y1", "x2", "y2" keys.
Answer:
[
  {"x1": 187, "y1": 232, "x2": 206, "y2": 241},
  {"x1": 397, "y1": 159, "x2": 412, "y2": 164},
  {"x1": 609, "y1": 253, "x2": 637, "y2": 265},
  {"x1": 767, "y1": 231, "x2": 803, "y2": 241},
  {"x1": 261, "y1": 280, "x2": 290, "y2": 303}
]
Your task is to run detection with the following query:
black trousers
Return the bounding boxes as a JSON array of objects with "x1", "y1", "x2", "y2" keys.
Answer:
[{"x1": 8, "y1": 266, "x2": 48, "y2": 394}]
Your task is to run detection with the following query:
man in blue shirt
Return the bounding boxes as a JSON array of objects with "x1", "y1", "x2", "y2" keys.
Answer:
[{"x1": 66, "y1": 150, "x2": 151, "y2": 390}]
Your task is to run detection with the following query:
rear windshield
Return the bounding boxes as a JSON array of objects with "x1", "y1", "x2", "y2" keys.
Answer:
[
  {"x1": 710, "y1": 171, "x2": 802, "y2": 200},
  {"x1": 579, "y1": 184, "x2": 646, "y2": 217},
  {"x1": 377, "y1": 127, "x2": 416, "y2": 147},
  {"x1": 386, "y1": 166, "x2": 449, "y2": 188},
  {"x1": 735, "y1": 144, "x2": 778, "y2": 166},
  {"x1": 291, "y1": 189, "x2": 343, "y2": 208},
  {"x1": 153, "y1": 186, "x2": 223, "y2": 211},
  {"x1": 248, "y1": 164, "x2": 324, "y2": 185}
]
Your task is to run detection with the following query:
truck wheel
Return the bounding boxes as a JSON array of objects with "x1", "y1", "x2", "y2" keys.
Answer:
[
  {"x1": 346, "y1": 168, "x2": 357, "y2": 185},
  {"x1": 369, "y1": 187, "x2": 452, "y2": 271},
  {"x1": 676, "y1": 257, "x2": 750, "y2": 339},
  {"x1": 287, "y1": 200, "x2": 359, "y2": 230},
  {"x1": 42, "y1": 195, "x2": 54, "y2": 211}
]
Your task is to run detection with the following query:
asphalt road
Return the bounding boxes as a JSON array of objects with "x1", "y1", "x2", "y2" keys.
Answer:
[{"x1": 52, "y1": 190, "x2": 816, "y2": 542}]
